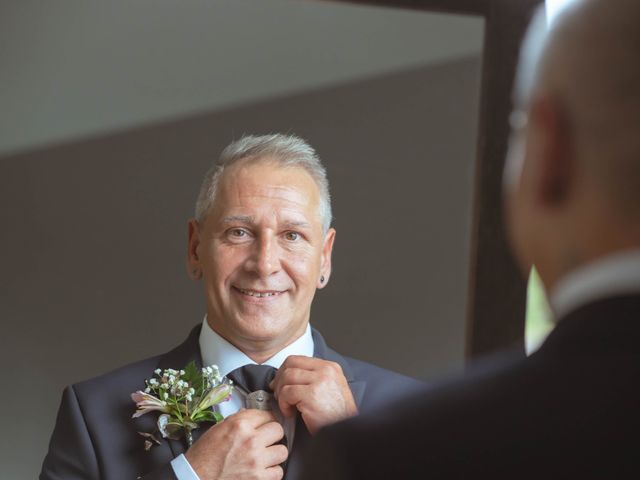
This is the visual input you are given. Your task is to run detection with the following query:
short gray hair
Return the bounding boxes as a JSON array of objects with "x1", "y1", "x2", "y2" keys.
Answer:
[{"x1": 195, "y1": 134, "x2": 332, "y2": 233}]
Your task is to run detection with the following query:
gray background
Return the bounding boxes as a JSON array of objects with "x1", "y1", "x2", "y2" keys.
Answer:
[{"x1": 0, "y1": 1, "x2": 482, "y2": 478}]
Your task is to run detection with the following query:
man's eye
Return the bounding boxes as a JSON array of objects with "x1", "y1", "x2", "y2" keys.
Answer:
[
  {"x1": 229, "y1": 229, "x2": 247, "y2": 238},
  {"x1": 284, "y1": 231, "x2": 300, "y2": 241}
]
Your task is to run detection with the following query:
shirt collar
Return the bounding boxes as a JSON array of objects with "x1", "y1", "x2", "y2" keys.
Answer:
[
  {"x1": 550, "y1": 249, "x2": 640, "y2": 319},
  {"x1": 198, "y1": 317, "x2": 314, "y2": 377}
]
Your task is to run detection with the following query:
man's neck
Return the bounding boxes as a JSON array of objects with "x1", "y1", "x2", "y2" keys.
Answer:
[
  {"x1": 200, "y1": 318, "x2": 314, "y2": 374},
  {"x1": 213, "y1": 326, "x2": 308, "y2": 364}
]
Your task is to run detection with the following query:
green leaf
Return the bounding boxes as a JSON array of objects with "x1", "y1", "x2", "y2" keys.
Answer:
[
  {"x1": 196, "y1": 410, "x2": 216, "y2": 422},
  {"x1": 183, "y1": 360, "x2": 206, "y2": 395},
  {"x1": 182, "y1": 361, "x2": 199, "y2": 384}
]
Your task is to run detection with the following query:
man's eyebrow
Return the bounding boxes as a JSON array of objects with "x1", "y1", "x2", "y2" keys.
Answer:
[
  {"x1": 221, "y1": 215, "x2": 254, "y2": 224},
  {"x1": 282, "y1": 220, "x2": 312, "y2": 229}
]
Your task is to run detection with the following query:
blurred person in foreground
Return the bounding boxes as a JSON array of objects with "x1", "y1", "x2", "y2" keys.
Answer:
[
  {"x1": 40, "y1": 134, "x2": 422, "y2": 480},
  {"x1": 302, "y1": 1, "x2": 640, "y2": 478}
]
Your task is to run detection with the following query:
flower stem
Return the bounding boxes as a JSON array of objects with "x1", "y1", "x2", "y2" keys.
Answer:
[{"x1": 185, "y1": 427, "x2": 193, "y2": 448}]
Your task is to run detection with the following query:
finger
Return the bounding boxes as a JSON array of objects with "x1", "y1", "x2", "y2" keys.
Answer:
[
  {"x1": 279, "y1": 355, "x2": 328, "y2": 372},
  {"x1": 263, "y1": 444, "x2": 288, "y2": 468},
  {"x1": 265, "y1": 465, "x2": 285, "y2": 480},
  {"x1": 271, "y1": 367, "x2": 315, "y2": 394},
  {"x1": 276, "y1": 384, "x2": 309, "y2": 418},
  {"x1": 231, "y1": 408, "x2": 277, "y2": 427},
  {"x1": 255, "y1": 420, "x2": 285, "y2": 446}
]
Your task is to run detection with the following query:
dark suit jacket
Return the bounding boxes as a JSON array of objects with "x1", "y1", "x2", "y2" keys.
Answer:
[
  {"x1": 40, "y1": 325, "x2": 422, "y2": 480},
  {"x1": 303, "y1": 294, "x2": 640, "y2": 479}
]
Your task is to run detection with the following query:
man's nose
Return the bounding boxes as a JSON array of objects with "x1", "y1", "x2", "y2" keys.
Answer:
[{"x1": 247, "y1": 234, "x2": 281, "y2": 277}]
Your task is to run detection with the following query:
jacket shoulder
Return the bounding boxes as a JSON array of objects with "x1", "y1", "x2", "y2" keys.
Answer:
[
  {"x1": 72, "y1": 324, "x2": 202, "y2": 402},
  {"x1": 72, "y1": 354, "x2": 164, "y2": 401},
  {"x1": 341, "y1": 355, "x2": 426, "y2": 412}
]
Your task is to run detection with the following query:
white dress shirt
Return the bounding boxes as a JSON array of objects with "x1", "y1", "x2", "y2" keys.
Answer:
[
  {"x1": 550, "y1": 249, "x2": 640, "y2": 319},
  {"x1": 171, "y1": 318, "x2": 314, "y2": 480}
]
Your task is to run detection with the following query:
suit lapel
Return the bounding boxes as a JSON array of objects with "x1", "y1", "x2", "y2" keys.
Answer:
[
  {"x1": 149, "y1": 324, "x2": 205, "y2": 458},
  {"x1": 284, "y1": 413, "x2": 312, "y2": 479},
  {"x1": 311, "y1": 327, "x2": 367, "y2": 407},
  {"x1": 131, "y1": 403, "x2": 177, "y2": 474}
]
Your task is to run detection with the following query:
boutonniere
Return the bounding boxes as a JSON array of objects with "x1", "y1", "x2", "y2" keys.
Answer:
[{"x1": 131, "y1": 361, "x2": 233, "y2": 449}]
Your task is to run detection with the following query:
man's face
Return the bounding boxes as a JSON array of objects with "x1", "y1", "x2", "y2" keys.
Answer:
[{"x1": 188, "y1": 160, "x2": 335, "y2": 351}]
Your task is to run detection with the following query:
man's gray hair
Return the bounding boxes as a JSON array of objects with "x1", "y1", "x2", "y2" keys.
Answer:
[{"x1": 195, "y1": 134, "x2": 332, "y2": 233}]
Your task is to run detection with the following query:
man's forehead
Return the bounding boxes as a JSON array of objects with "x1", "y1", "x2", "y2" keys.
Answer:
[
  {"x1": 209, "y1": 162, "x2": 322, "y2": 226},
  {"x1": 221, "y1": 162, "x2": 320, "y2": 204}
]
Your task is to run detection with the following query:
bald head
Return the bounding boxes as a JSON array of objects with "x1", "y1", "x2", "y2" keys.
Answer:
[
  {"x1": 535, "y1": 0, "x2": 640, "y2": 212},
  {"x1": 505, "y1": 0, "x2": 640, "y2": 286}
]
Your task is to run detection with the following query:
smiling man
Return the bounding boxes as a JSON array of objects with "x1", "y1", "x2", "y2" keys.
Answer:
[{"x1": 40, "y1": 134, "x2": 422, "y2": 480}]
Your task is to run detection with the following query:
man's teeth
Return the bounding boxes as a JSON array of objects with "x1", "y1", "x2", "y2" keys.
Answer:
[{"x1": 238, "y1": 288, "x2": 281, "y2": 297}]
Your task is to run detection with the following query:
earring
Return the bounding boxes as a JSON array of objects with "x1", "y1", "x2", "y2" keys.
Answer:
[
  {"x1": 320, "y1": 276, "x2": 325, "y2": 283},
  {"x1": 192, "y1": 269, "x2": 200, "y2": 276}
]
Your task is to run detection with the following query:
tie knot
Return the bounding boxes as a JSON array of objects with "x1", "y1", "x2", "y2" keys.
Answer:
[{"x1": 227, "y1": 364, "x2": 277, "y2": 393}]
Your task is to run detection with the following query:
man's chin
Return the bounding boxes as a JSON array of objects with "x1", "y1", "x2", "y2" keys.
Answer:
[{"x1": 233, "y1": 317, "x2": 306, "y2": 348}]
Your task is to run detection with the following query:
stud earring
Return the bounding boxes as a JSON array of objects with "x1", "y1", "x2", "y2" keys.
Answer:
[{"x1": 320, "y1": 276, "x2": 325, "y2": 283}]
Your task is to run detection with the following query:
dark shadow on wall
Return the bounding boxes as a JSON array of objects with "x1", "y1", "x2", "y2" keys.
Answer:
[{"x1": 0, "y1": 55, "x2": 480, "y2": 477}]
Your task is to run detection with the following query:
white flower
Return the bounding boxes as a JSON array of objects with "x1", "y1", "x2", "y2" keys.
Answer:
[{"x1": 133, "y1": 362, "x2": 232, "y2": 449}]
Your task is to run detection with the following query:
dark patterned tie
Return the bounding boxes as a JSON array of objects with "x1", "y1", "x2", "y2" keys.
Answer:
[
  {"x1": 227, "y1": 364, "x2": 288, "y2": 474},
  {"x1": 227, "y1": 364, "x2": 277, "y2": 396}
]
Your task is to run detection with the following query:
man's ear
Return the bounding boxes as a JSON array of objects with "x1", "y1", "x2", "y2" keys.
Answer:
[
  {"x1": 187, "y1": 219, "x2": 202, "y2": 280},
  {"x1": 317, "y1": 228, "x2": 336, "y2": 289},
  {"x1": 531, "y1": 95, "x2": 574, "y2": 206}
]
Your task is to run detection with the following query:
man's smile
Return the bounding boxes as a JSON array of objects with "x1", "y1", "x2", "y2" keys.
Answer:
[{"x1": 232, "y1": 286, "x2": 287, "y2": 299}]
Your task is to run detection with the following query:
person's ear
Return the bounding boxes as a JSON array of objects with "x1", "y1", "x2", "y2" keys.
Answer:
[
  {"x1": 531, "y1": 95, "x2": 574, "y2": 206},
  {"x1": 317, "y1": 228, "x2": 336, "y2": 289},
  {"x1": 186, "y1": 219, "x2": 202, "y2": 280}
]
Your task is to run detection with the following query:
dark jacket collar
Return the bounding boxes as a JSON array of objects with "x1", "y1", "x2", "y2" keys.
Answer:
[
  {"x1": 156, "y1": 323, "x2": 203, "y2": 372},
  {"x1": 536, "y1": 293, "x2": 640, "y2": 357}
]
